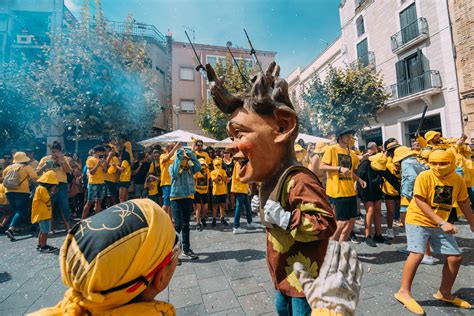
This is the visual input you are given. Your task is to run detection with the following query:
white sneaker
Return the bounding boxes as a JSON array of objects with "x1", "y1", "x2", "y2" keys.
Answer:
[
  {"x1": 247, "y1": 222, "x2": 263, "y2": 229},
  {"x1": 233, "y1": 227, "x2": 247, "y2": 234},
  {"x1": 421, "y1": 255, "x2": 435, "y2": 265},
  {"x1": 386, "y1": 228, "x2": 395, "y2": 239}
]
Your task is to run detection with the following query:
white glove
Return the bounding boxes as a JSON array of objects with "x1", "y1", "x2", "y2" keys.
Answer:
[
  {"x1": 251, "y1": 195, "x2": 260, "y2": 214},
  {"x1": 293, "y1": 240, "x2": 363, "y2": 315},
  {"x1": 263, "y1": 199, "x2": 291, "y2": 230}
]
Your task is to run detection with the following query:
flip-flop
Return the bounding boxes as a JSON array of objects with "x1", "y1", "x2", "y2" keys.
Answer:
[
  {"x1": 394, "y1": 292, "x2": 425, "y2": 315},
  {"x1": 433, "y1": 292, "x2": 472, "y2": 309}
]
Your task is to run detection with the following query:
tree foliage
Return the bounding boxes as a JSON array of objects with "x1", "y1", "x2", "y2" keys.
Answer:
[
  {"x1": 196, "y1": 55, "x2": 253, "y2": 140},
  {"x1": 303, "y1": 65, "x2": 389, "y2": 135}
]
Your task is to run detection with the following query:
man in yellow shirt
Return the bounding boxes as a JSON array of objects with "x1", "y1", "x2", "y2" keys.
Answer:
[
  {"x1": 320, "y1": 127, "x2": 366, "y2": 242},
  {"x1": 395, "y1": 150, "x2": 474, "y2": 315},
  {"x1": 82, "y1": 146, "x2": 107, "y2": 219},
  {"x1": 104, "y1": 145, "x2": 119, "y2": 207},
  {"x1": 193, "y1": 158, "x2": 210, "y2": 231},
  {"x1": 210, "y1": 159, "x2": 228, "y2": 226},
  {"x1": 193, "y1": 139, "x2": 212, "y2": 165},
  {"x1": 160, "y1": 142, "x2": 180, "y2": 217}
]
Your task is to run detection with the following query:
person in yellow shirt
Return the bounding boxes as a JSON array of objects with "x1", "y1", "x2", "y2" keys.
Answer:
[
  {"x1": 193, "y1": 139, "x2": 212, "y2": 165},
  {"x1": 231, "y1": 161, "x2": 260, "y2": 234},
  {"x1": 416, "y1": 130, "x2": 450, "y2": 150},
  {"x1": 0, "y1": 183, "x2": 11, "y2": 234},
  {"x1": 382, "y1": 139, "x2": 402, "y2": 237},
  {"x1": 194, "y1": 158, "x2": 210, "y2": 231},
  {"x1": 160, "y1": 142, "x2": 180, "y2": 217},
  {"x1": 395, "y1": 150, "x2": 474, "y2": 315},
  {"x1": 146, "y1": 149, "x2": 162, "y2": 204},
  {"x1": 120, "y1": 134, "x2": 134, "y2": 162},
  {"x1": 3, "y1": 151, "x2": 38, "y2": 241},
  {"x1": 37, "y1": 141, "x2": 73, "y2": 230},
  {"x1": 82, "y1": 146, "x2": 107, "y2": 219},
  {"x1": 31, "y1": 170, "x2": 59, "y2": 253},
  {"x1": 320, "y1": 127, "x2": 365, "y2": 242},
  {"x1": 103, "y1": 145, "x2": 119, "y2": 207},
  {"x1": 117, "y1": 151, "x2": 132, "y2": 203},
  {"x1": 210, "y1": 159, "x2": 229, "y2": 226}
]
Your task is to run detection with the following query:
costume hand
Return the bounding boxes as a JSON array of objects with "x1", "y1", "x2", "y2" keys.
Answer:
[
  {"x1": 441, "y1": 222, "x2": 458, "y2": 234},
  {"x1": 263, "y1": 199, "x2": 290, "y2": 229},
  {"x1": 293, "y1": 241, "x2": 362, "y2": 316}
]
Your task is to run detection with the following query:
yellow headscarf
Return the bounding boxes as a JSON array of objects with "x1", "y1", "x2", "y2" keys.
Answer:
[
  {"x1": 30, "y1": 199, "x2": 176, "y2": 316},
  {"x1": 369, "y1": 153, "x2": 387, "y2": 171},
  {"x1": 429, "y1": 150, "x2": 456, "y2": 178}
]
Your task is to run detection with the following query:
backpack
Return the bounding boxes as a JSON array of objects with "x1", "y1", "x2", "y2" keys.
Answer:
[{"x1": 3, "y1": 164, "x2": 26, "y2": 190}]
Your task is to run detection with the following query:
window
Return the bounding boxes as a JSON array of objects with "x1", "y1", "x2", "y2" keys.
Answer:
[
  {"x1": 356, "y1": 16, "x2": 365, "y2": 37},
  {"x1": 179, "y1": 67, "x2": 194, "y2": 81},
  {"x1": 399, "y1": 3, "x2": 419, "y2": 43},
  {"x1": 180, "y1": 100, "x2": 195, "y2": 113},
  {"x1": 355, "y1": 0, "x2": 366, "y2": 8},
  {"x1": 356, "y1": 38, "x2": 368, "y2": 66},
  {"x1": 405, "y1": 114, "x2": 441, "y2": 145},
  {"x1": 206, "y1": 55, "x2": 227, "y2": 69},
  {"x1": 395, "y1": 49, "x2": 429, "y2": 97}
]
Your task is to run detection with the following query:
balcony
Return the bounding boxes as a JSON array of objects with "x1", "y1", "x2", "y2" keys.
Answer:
[
  {"x1": 386, "y1": 70, "x2": 442, "y2": 108},
  {"x1": 391, "y1": 17, "x2": 429, "y2": 54},
  {"x1": 350, "y1": 51, "x2": 375, "y2": 68},
  {"x1": 107, "y1": 20, "x2": 167, "y2": 48}
]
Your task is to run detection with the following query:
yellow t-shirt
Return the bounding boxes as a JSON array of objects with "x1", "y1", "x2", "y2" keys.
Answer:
[
  {"x1": 105, "y1": 156, "x2": 120, "y2": 183},
  {"x1": 119, "y1": 160, "x2": 131, "y2": 182},
  {"x1": 321, "y1": 144, "x2": 359, "y2": 198},
  {"x1": 0, "y1": 183, "x2": 8, "y2": 205},
  {"x1": 406, "y1": 170, "x2": 468, "y2": 227},
  {"x1": 124, "y1": 141, "x2": 134, "y2": 162},
  {"x1": 31, "y1": 185, "x2": 52, "y2": 223},
  {"x1": 147, "y1": 161, "x2": 161, "y2": 196},
  {"x1": 86, "y1": 157, "x2": 105, "y2": 185},
  {"x1": 194, "y1": 151, "x2": 212, "y2": 165},
  {"x1": 160, "y1": 154, "x2": 174, "y2": 186},
  {"x1": 38, "y1": 156, "x2": 70, "y2": 183},
  {"x1": 211, "y1": 168, "x2": 228, "y2": 196},
  {"x1": 194, "y1": 169, "x2": 210, "y2": 194},
  {"x1": 382, "y1": 157, "x2": 400, "y2": 196},
  {"x1": 231, "y1": 162, "x2": 249, "y2": 194},
  {"x1": 2, "y1": 164, "x2": 37, "y2": 193}
]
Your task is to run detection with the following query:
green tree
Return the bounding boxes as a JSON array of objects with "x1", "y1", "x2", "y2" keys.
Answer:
[
  {"x1": 196, "y1": 55, "x2": 253, "y2": 139},
  {"x1": 303, "y1": 65, "x2": 389, "y2": 135}
]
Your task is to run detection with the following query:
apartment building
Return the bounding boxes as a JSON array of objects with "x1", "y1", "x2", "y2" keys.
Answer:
[{"x1": 171, "y1": 41, "x2": 276, "y2": 134}]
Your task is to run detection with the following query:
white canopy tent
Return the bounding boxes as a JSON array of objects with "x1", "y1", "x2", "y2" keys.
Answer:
[
  {"x1": 214, "y1": 137, "x2": 233, "y2": 148},
  {"x1": 296, "y1": 133, "x2": 331, "y2": 144},
  {"x1": 138, "y1": 130, "x2": 218, "y2": 148}
]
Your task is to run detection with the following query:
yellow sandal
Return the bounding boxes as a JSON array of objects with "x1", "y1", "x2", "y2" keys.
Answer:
[
  {"x1": 394, "y1": 292, "x2": 425, "y2": 315},
  {"x1": 433, "y1": 292, "x2": 472, "y2": 309}
]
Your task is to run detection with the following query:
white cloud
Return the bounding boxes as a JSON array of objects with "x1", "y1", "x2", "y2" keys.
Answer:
[{"x1": 65, "y1": 0, "x2": 80, "y2": 12}]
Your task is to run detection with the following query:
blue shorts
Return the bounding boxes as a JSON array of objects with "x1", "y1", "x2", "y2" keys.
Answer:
[
  {"x1": 400, "y1": 205, "x2": 408, "y2": 213},
  {"x1": 162, "y1": 185, "x2": 171, "y2": 206},
  {"x1": 405, "y1": 224, "x2": 461, "y2": 255},
  {"x1": 87, "y1": 184, "x2": 105, "y2": 202},
  {"x1": 38, "y1": 219, "x2": 51, "y2": 233},
  {"x1": 105, "y1": 181, "x2": 118, "y2": 197}
]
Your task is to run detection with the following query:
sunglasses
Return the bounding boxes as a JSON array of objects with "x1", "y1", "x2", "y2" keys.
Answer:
[{"x1": 197, "y1": 144, "x2": 203, "y2": 147}]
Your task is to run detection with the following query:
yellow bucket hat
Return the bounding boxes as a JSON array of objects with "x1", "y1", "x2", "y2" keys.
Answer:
[
  {"x1": 12, "y1": 151, "x2": 30, "y2": 164},
  {"x1": 37, "y1": 170, "x2": 59, "y2": 185},
  {"x1": 294, "y1": 144, "x2": 304, "y2": 152},
  {"x1": 369, "y1": 153, "x2": 387, "y2": 171},
  {"x1": 393, "y1": 146, "x2": 416, "y2": 163},
  {"x1": 314, "y1": 141, "x2": 327, "y2": 154},
  {"x1": 420, "y1": 148, "x2": 432, "y2": 160},
  {"x1": 31, "y1": 199, "x2": 176, "y2": 315},
  {"x1": 424, "y1": 131, "x2": 441, "y2": 143}
]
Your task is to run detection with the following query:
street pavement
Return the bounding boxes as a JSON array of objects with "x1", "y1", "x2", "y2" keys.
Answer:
[{"x1": 0, "y1": 211, "x2": 473, "y2": 315}]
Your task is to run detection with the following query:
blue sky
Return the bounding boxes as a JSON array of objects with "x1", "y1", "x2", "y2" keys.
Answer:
[{"x1": 65, "y1": 0, "x2": 341, "y2": 76}]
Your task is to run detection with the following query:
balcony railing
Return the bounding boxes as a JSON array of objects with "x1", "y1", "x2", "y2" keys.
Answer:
[
  {"x1": 351, "y1": 51, "x2": 375, "y2": 68},
  {"x1": 391, "y1": 17, "x2": 429, "y2": 53},
  {"x1": 387, "y1": 70, "x2": 441, "y2": 101},
  {"x1": 107, "y1": 20, "x2": 166, "y2": 46}
]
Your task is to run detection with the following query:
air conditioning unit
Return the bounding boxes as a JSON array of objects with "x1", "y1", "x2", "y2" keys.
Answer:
[{"x1": 16, "y1": 35, "x2": 33, "y2": 44}]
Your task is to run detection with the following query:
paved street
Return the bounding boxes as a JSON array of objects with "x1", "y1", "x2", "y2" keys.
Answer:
[{"x1": 0, "y1": 212, "x2": 473, "y2": 315}]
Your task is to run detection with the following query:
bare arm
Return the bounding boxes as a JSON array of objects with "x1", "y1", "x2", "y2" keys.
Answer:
[
  {"x1": 162, "y1": 143, "x2": 181, "y2": 162},
  {"x1": 415, "y1": 196, "x2": 458, "y2": 233},
  {"x1": 457, "y1": 199, "x2": 474, "y2": 231}
]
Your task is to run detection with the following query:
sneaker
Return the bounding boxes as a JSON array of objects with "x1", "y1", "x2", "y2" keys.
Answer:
[
  {"x1": 211, "y1": 218, "x2": 217, "y2": 227},
  {"x1": 246, "y1": 222, "x2": 263, "y2": 229},
  {"x1": 200, "y1": 217, "x2": 207, "y2": 227},
  {"x1": 196, "y1": 224, "x2": 203, "y2": 232},
  {"x1": 220, "y1": 217, "x2": 228, "y2": 226},
  {"x1": 182, "y1": 249, "x2": 199, "y2": 260},
  {"x1": 36, "y1": 245, "x2": 41, "y2": 251},
  {"x1": 177, "y1": 259, "x2": 182, "y2": 266},
  {"x1": 374, "y1": 234, "x2": 391, "y2": 245},
  {"x1": 386, "y1": 228, "x2": 395, "y2": 239},
  {"x1": 233, "y1": 227, "x2": 247, "y2": 234},
  {"x1": 349, "y1": 232, "x2": 361, "y2": 244},
  {"x1": 39, "y1": 246, "x2": 57, "y2": 253},
  {"x1": 421, "y1": 255, "x2": 435, "y2": 265},
  {"x1": 5, "y1": 229, "x2": 16, "y2": 241},
  {"x1": 364, "y1": 236, "x2": 377, "y2": 247}
]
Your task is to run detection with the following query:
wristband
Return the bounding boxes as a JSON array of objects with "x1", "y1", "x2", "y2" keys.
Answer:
[{"x1": 338, "y1": 166, "x2": 342, "y2": 173}]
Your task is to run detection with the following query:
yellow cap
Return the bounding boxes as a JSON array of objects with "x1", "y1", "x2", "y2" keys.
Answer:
[
  {"x1": 424, "y1": 131, "x2": 441, "y2": 143},
  {"x1": 12, "y1": 152, "x2": 30, "y2": 164},
  {"x1": 37, "y1": 170, "x2": 59, "y2": 185},
  {"x1": 369, "y1": 153, "x2": 387, "y2": 171},
  {"x1": 314, "y1": 141, "x2": 327, "y2": 154},
  {"x1": 294, "y1": 144, "x2": 304, "y2": 152},
  {"x1": 393, "y1": 146, "x2": 416, "y2": 163}
]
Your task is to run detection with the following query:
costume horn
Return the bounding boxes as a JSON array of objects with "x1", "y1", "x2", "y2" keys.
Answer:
[{"x1": 205, "y1": 63, "x2": 244, "y2": 114}]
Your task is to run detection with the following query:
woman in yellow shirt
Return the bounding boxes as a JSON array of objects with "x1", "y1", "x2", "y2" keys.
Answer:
[
  {"x1": 210, "y1": 159, "x2": 228, "y2": 226},
  {"x1": 193, "y1": 158, "x2": 210, "y2": 231},
  {"x1": 32, "y1": 171, "x2": 59, "y2": 253},
  {"x1": 116, "y1": 151, "x2": 132, "y2": 203}
]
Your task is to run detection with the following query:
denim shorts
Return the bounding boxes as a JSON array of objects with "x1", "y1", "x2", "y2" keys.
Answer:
[
  {"x1": 87, "y1": 184, "x2": 105, "y2": 202},
  {"x1": 38, "y1": 219, "x2": 51, "y2": 233},
  {"x1": 405, "y1": 224, "x2": 461, "y2": 255},
  {"x1": 400, "y1": 205, "x2": 408, "y2": 213},
  {"x1": 105, "y1": 181, "x2": 118, "y2": 197},
  {"x1": 161, "y1": 185, "x2": 171, "y2": 206}
]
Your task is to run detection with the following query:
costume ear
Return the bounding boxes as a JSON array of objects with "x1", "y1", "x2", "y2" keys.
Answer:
[{"x1": 273, "y1": 106, "x2": 298, "y2": 144}]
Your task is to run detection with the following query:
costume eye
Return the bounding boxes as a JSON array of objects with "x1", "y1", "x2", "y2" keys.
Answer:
[{"x1": 234, "y1": 129, "x2": 243, "y2": 139}]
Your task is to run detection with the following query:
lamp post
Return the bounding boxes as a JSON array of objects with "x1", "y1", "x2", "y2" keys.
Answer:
[{"x1": 172, "y1": 104, "x2": 181, "y2": 130}]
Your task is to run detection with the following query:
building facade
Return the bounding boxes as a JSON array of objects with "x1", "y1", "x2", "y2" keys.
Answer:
[{"x1": 171, "y1": 41, "x2": 276, "y2": 134}]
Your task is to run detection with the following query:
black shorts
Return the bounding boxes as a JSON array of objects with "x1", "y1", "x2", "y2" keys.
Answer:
[
  {"x1": 194, "y1": 192, "x2": 208, "y2": 204},
  {"x1": 383, "y1": 194, "x2": 401, "y2": 201},
  {"x1": 329, "y1": 196, "x2": 358, "y2": 221},
  {"x1": 118, "y1": 182, "x2": 130, "y2": 189},
  {"x1": 213, "y1": 194, "x2": 226, "y2": 204}
]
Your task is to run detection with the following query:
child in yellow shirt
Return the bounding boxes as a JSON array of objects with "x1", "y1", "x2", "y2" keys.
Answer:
[
  {"x1": 395, "y1": 150, "x2": 474, "y2": 314},
  {"x1": 210, "y1": 159, "x2": 228, "y2": 226},
  {"x1": 194, "y1": 158, "x2": 210, "y2": 231},
  {"x1": 32, "y1": 171, "x2": 59, "y2": 253}
]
